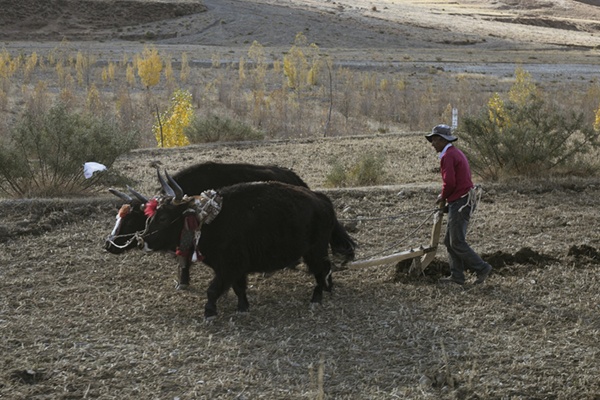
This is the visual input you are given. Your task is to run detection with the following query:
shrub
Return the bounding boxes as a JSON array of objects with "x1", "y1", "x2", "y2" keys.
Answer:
[
  {"x1": 325, "y1": 160, "x2": 348, "y2": 187},
  {"x1": 185, "y1": 115, "x2": 264, "y2": 143},
  {"x1": 325, "y1": 152, "x2": 386, "y2": 187},
  {"x1": 460, "y1": 91, "x2": 600, "y2": 180},
  {"x1": 0, "y1": 104, "x2": 138, "y2": 198},
  {"x1": 351, "y1": 152, "x2": 387, "y2": 186}
]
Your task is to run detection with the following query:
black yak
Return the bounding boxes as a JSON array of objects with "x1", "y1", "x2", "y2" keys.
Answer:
[
  {"x1": 105, "y1": 162, "x2": 310, "y2": 288},
  {"x1": 138, "y1": 171, "x2": 356, "y2": 319}
]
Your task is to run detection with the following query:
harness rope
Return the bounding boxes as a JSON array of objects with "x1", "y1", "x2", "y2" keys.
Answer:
[
  {"x1": 353, "y1": 208, "x2": 438, "y2": 261},
  {"x1": 105, "y1": 211, "x2": 156, "y2": 250},
  {"x1": 340, "y1": 186, "x2": 484, "y2": 262},
  {"x1": 338, "y1": 208, "x2": 437, "y2": 222},
  {"x1": 175, "y1": 190, "x2": 222, "y2": 262},
  {"x1": 459, "y1": 184, "x2": 482, "y2": 216},
  {"x1": 107, "y1": 189, "x2": 223, "y2": 253},
  {"x1": 459, "y1": 184, "x2": 483, "y2": 235}
]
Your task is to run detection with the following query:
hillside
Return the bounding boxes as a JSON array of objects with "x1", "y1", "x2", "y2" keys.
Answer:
[{"x1": 2, "y1": 0, "x2": 600, "y2": 53}]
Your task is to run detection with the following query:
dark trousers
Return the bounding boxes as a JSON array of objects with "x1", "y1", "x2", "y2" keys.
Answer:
[{"x1": 444, "y1": 196, "x2": 489, "y2": 283}]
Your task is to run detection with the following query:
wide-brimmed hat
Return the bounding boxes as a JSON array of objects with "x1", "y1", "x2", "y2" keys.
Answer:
[{"x1": 425, "y1": 124, "x2": 457, "y2": 142}]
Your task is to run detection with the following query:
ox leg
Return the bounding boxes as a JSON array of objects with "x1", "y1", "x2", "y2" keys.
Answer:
[
  {"x1": 231, "y1": 275, "x2": 250, "y2": 313},
  {"x1": 304, "y1": 251, "x2": 333, "y2": 304},
  {"x1": 205, "y1": 276, "x2": 231, "y2": 319},
  {"x1": 177, "y1": 256, "x2": 191, "y2": 290}
]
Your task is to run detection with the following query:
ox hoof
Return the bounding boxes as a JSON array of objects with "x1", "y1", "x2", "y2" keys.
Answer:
[
  {"x1": 204, "y1": 316, "x2": 217, "y2": 324},
  {"x1": 175, "y1": 283, "x2": 189, "y2": 291},
  {"x1": 309, "y1": 302, "x2": 322, "y2": 311}
]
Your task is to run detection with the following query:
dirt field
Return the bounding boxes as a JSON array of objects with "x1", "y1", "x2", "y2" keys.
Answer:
[
  {"x1": 1, "y1": 0, "x2": 600, "y2": 399},
  {"x1": 2, "y1": 135, "x2": 599, "y2": 399}
]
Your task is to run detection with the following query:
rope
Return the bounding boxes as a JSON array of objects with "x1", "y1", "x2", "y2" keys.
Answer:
[
  {"x1": 338, "y1": 208, "x2": 437, "y2": 222},
  {"x1": 105, "y1": 214, "x2": 155, "y2": 249},
  {"x1": 458, "y1": 184, "x2": 482, "y2": 216},
  {"x1": 351, "y1": 208, "x2": 438, "y2": 261},
  {"x1": 105, "y1": 235, "x2": 136, "y2": 249},
  {"x1": 106, "y1": 190, "x2": 222, "y2": 251},
  {"x1": 459, "y1": 184, "x2": 483, "y2": 234}
]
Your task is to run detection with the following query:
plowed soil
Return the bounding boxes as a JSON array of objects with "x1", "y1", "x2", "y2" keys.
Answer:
[
  {"x1": 1, "y1": 0, "x2": 600, "y2": 398},
  {"x1": 2, "y1": 135, "x2": 599, "y2": 399}
]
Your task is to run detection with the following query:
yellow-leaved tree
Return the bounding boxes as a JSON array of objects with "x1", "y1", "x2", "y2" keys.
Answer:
[
  {"x1": 247, "y1": 40, "x2": 266, "y2": 80},
  {"x1": 283, "y1": 33, "x2": 308, "y2": 89},
  {"x1": 153, "y1": 89, "x2": 193, "y2": 148},
  {"x1": 487, "y1": 66, "x2": 537, "y2": 132},
  {"x1": 137, "y1": 46, "x2": 162, "y2": 89},
  {"x1": 180, "y1": 52, "x2": 190, "y2": 83},
  {"x1": 75, "y1": 51, "x2": 96, "y2": 87},
  {"x1": 282, "y1": 33, "x2": 322, "y2": 89},
  {"x1": 24, "y1": 52, "x2": 38, "y2": 82},
  {"x1": 594, "y1": 106, "x2": 600, "y2": 132},
  {"x1": 508, "y1": 66, "x2": 537, "y2": 106},
  {"x1": 487, "y1": 92, "x2": 510, "y2": 131},
  {"x1": 126, "y1": 63, "x2": 136, "y2": 87}
]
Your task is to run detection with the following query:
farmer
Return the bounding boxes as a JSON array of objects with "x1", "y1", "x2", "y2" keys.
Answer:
[{"x1": 426, "y1": 124, "x2": 492, "y2": 285}]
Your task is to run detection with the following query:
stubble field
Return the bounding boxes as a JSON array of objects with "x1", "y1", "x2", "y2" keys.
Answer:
[
  {"x1": 2, "y1": 134, "x2": 599, "y2": 399},
  {"x1": 1, "y1": 0, "x2": 600, "y2": 398}
]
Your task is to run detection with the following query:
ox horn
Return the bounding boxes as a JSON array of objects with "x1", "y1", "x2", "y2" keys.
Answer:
[
  {"x1": 165, "y1": 170, "x2": 184, "y2": 202},
  {"x1": 127, "y1": 185, "x2": 149, "y2": 203},
  {"x1": 109, "y1": 188, "x2": 132, "y2": 202},
  {"x1": 157, "y1": 169, "x2": 176, "y2": 198}
]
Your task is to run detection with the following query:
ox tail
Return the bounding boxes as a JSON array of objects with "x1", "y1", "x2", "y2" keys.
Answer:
[{"x1": 330, "y1": 219, "x2": 356, "y2": 265}]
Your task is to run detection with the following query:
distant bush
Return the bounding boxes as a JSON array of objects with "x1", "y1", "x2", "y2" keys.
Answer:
[
  {"x1": 460, "y1": 67, "x2": 600, "y2": 180},
  {"x1": 460, "y1": 92, "x2": 600, "y2": 180},
  {"x1": 326, "y1": 152, "x2": 386, "y2": 187},
  {"x1": 185, "y1": 115, "x2": 264, "y2": 143},
  {"x1": 325, "y1": 160, "x2": 349, "y2": 187},
  {"x1": 0, "y1": 104, "x2": 138, "y2": 197}
]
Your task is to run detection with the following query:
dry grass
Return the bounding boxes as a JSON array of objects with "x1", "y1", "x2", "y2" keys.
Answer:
[{"x1": 1, "y1": 137, "x2": 599, "y2": 399}]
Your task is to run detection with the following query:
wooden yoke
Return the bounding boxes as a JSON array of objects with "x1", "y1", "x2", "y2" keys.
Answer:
[{"x1": 347, "y1": 202, "x2": 445, "y2": 270}]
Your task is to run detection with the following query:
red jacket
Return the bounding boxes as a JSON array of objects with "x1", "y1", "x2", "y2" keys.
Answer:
[{"x1": 440, "y1": 145, "x2": 473, "y2": 202}]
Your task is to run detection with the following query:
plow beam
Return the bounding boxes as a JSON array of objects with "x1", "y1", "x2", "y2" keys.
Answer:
[{"x1": 347, "y1": 246, "x2": 437, "y2": 269}]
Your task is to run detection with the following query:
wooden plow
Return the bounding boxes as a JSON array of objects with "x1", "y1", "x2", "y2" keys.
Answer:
[{"x1": 347, "y1": 203, "x2": 445, "y2": 274}]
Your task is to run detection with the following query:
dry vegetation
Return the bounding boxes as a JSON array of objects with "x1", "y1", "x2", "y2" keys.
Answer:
[
  {"x1": 2, "y1": 137, "x2": 599, "y2": 399},
  {"x1": 1, "y1": 0, "x2": 600, "y2": 399}
]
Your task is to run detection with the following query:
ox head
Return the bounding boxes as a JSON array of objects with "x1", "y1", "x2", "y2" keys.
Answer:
[
  {"x1": 139, "y1": 170, "x2": 194, "y2": 253},
  {"x1": 140, "y1": 171, "x2": 222, "y2": 256},
  {"x1": 104, "y1": 167, "x2": 185, "y2": 253},
  {"x1": 104, "y1": 185, "x2": 150, "y2": 254}
]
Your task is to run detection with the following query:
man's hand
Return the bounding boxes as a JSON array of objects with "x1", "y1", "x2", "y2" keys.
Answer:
[{"x1": 436, "y1": 195, "x2": 448, "y2": 213}]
